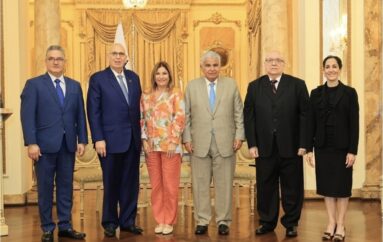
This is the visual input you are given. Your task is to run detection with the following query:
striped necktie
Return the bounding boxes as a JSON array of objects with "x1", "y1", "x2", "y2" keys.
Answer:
[{"x1": 271, "y1": 80, "x2": 278, "y2": 94}]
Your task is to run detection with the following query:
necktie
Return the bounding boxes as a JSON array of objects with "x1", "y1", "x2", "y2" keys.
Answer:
[
  {"x1": 54, "y1": 79, "x2": 64, "y2": 106},
  {"x1": 271, "y1": 80, "x2": 278, "y2": 94},
  {"x1": 209, "y1": 82, "x2": 216, "y2": 111},
  {"x1": 117, "y1": 75, "x2": 129, "y2": 104}
]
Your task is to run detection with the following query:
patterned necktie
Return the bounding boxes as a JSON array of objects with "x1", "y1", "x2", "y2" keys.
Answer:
[
  {"x1": 117, "y1": 75, "x2": 130, "y2": 104},
  {"x1": 209, "y1": 82, "x2": 216, "y2": 111},
  {"x1": 54, "y1": 79, "x2": 64, "y2": 106},
  {"x1": 271, "y1": 80, "x2": 278, "y2": 94}
]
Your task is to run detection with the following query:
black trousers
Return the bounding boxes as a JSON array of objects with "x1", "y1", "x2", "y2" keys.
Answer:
[{"x1": 256, "y1": 137, "x2": 304, "y2": 229}]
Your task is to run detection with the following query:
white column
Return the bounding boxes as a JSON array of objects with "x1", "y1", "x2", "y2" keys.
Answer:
[{"x1": 0, "y1": 110, "x2": 12, "y2": 236}]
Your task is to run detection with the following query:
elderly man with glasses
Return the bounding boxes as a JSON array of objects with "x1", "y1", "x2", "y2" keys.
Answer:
[
  {"x1": 87, "y1": 43, "x2": 143, "y2": 238},
  {"x1": 244, "y1": 50, "x2": 309, "y2": 238}
]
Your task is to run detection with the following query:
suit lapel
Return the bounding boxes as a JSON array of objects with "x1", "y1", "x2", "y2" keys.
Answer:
[
  {"x1": 63, "y1": 77, "x2": 73, "y2": 109},
  {"x1": 198, "y1": 78, "x2": 211, "y2": 114},
  {"x1": 275, "y1": 74, "x2": 288, "y2": 98},
  {"x1": 106, "y1": 67, "x2": 129, "y2": 105},
  {"x1": 261, "y1": 76, "x2": 274, "y2": 100},
  {"x1": 124, "y1": 69, "x2": 134, "y2": 105},
  {"x1": 213, "y1": 77, "x2": 224, "y2": 115},
  {"x1": 332, "y1": 81, "x2": 345, "y2": 106},
  {"x1": 43, "y1": 73, "x2": 62, "y2": 108}
]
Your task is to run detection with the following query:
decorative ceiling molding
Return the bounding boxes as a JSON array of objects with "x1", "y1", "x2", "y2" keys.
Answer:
[
  {"x1": 75, "y1": 0, "x2": 191, "y2": 3},
  {"x1": 74, "y1": 0, "x2": 192, "y2": 8},
  {"x1": 193, "y1": 12, "x2": 241, "y2": 29},
  {"x1": 191, "y1": 0, "x2": 247, "y2": 6}
]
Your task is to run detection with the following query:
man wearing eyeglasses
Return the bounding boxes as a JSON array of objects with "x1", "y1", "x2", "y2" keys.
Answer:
[
  {"x1": 20, "y1": 45, "x2": 88, "y2": 242},
  {"x1": 87, "y1": 43, "x2": 143, "y2": 237},
  {"x1": 244, "y1": 51, "x2": 309, "y2": 238}
]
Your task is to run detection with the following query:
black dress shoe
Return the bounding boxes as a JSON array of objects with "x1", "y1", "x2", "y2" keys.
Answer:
[
  {"x1": 104, "y1": 226, "x2": 116, "y2": 237},
  {"x1": 194, "y1": 225, "x2": 208, "y2": 235},
  {"x1": 58, "y1": 228, "x2": 86, "y2": 240},
  {"x1": 218, "y1": 224, "x2": 229, "y2": 235},
  {"x1": 41, "y1": 231, "x2": 53, "y2": 242},
  {"x1": 120, "y1": 225, "x2": 143, "y2": 235},
  {"x1": 255, "y1": 225, "x2": 274, "y2": 235},
  {"x1": 286, "y1": 226, "x2": 298, "y2": 237}
]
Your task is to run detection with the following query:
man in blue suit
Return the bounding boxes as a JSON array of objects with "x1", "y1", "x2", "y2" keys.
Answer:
[
  {"x1": 87, "y1": 43, "x2": 142, "y2": 237},
  {"x1": 20, "y1": 45, "x2": 88, "y2": 242}
]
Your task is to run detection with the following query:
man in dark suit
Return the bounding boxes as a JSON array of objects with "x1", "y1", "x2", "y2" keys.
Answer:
[
  {"x1": 87, "y1": 43, "x2": 142, "y2": 237},
  {"x1": 21, "y1": 45, "x2": 88, "y2": 242},
  {"x1": 244, "y1": 51, "x2": 309, "y2": 237}
]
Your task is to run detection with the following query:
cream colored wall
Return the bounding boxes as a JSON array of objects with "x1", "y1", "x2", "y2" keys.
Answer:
[
  {"x1": 295, "y1": 0, "x2": 321, "y2": 192},
  {"x1": 3, "y1": 0, "x2": 31, "y2": 195}
]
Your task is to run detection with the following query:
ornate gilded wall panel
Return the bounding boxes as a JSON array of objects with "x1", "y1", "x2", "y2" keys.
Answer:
[
  {"x1": 200, "y1": 27, "x2": 235, "y2": 78},
  {"x1": 193, "y1": 12, "x2": 243, "y2": 88}
]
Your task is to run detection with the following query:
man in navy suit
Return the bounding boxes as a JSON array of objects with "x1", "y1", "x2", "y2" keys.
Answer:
[
  {"x1": 87, "y1": 43, "x2": 142, "y2": 237},
  {"x1": 20, "y1": 45, "x2": 88, "y2": 242}
]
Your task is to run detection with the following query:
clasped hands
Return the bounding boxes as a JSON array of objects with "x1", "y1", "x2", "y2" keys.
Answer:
[{"x1": 305, "y1": 151, "x2": 356, "y2": 168}]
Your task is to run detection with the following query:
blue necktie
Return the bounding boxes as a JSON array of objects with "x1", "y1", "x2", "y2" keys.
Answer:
[
  {"x1": 209, "y1": 82, "x2": 215, "y2": 111},
  {"x1": 54, "y1": 79, "x2": 64, "y2": 106},
  {"x1": 117, "y1": 75, "x2": 130, "y2": 105}
]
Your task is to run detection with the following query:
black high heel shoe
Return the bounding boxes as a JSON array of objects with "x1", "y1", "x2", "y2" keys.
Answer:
[{"x1": 322, "y1": 225, "x2": 336, "y2": 241}]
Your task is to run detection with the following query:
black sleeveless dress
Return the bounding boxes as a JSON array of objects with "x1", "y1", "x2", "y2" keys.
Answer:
[{"x1": 315, "y1": 85, "x2": 352, "y2": 197}]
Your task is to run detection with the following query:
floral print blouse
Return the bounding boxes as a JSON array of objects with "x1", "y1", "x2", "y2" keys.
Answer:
[{"x1": 140, "y1": 89, "x2": 186, "y2": 153}]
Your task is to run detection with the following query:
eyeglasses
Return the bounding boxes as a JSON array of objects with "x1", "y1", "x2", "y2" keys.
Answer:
[
  {"x1": 110, "y1": 52, "x2": 126, "y2": 57},
  {"x1": 265, "y1": 58, "x2": 285, "y2": 64},
  {"x1": 46, "y1": 57, "x2": 65, "y2": 62}
]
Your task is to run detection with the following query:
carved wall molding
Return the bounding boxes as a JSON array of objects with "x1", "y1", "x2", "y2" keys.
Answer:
[
  {"x1": 4, "y1": 193, "x2": 26, "y2": 205},
  {"x1": 192, "y1": 0, "x2": 247, "y2": 5},
  {"x1": 361, "y1": 184, "x2": 381, "y2": 199},
  {"x1": 74, "y1": 0, "x2": 192, "y2": 9},
  {"x1": 193, "y1": 12, "x2": 241, "y2": 29}
]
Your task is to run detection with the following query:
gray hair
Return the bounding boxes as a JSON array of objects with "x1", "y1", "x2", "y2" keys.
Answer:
[
  {"x1": 45, "y1": 45, "x2": 65, "y2": 57},
  {"x1": 200, "y1": 50, "x2": 221, "y2": 66}
]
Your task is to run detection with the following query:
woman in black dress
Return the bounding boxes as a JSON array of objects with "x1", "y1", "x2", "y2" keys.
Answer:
[{"x1": 306, "y1": 56, "x2": 359, "y2": 241}]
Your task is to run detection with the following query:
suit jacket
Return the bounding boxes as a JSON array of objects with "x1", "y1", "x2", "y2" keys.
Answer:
[
  {"x1": 20, "y1": 73, "x2": 88, "y2": 153},
  {"x1": 87, "y1": 67, "x2": 142, "y2": 153},
  {"x1": 182, "y1": 76, "x2": 245, "y2": 158},
  {"x1": 244, "y1": 74, "x2": 309, "y2": 158},
  {"x1": 308, "y1": 82, "x2": 359, "y2": 154}
]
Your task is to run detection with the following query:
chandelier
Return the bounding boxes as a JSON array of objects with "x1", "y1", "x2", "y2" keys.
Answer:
[{"x1": 122, "y1": 0, "x2": 148, "y2": 8}]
